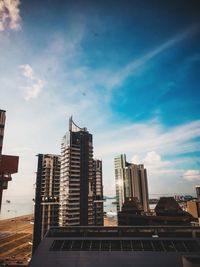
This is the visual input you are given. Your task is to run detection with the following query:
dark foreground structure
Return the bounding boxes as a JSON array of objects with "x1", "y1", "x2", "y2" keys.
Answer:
[
  {"x1": 29, "y1": 226, "x2": 200, "y2": 267},
  {"x1": 0, "y1": 109, "x2": 19, "y2": 212},
  {"x1": 118, "y1": 197, "x2": 193, "y2": 226}
]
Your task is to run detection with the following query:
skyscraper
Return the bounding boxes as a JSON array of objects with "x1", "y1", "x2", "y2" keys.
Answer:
[
  {"x1": 195, "y1": 186, "x2": 200, "y2": 225},
  {"x1": 93, "y1": 159, "x2": 104, "y2": 225},
  {"x1": 115, "y1": 154, "x2": 127, "y2": 213},
  {"x1": 0, "y1": 110, "x2": 6, "y2": 155},
  {"x1": 115, "y1": 154, "x2": 149, "y2": 213},
  {"x1": 196, "y1": 186, "x2": 200, "y2": 201},
  {"x1": 59, "y1": 117, "x2": 103, "y2": 226},
  {"x1": 32, "y1": 154, "x2": 61, "y2": 253}
]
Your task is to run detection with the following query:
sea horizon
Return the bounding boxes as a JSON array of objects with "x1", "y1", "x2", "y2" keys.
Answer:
[{"x1": 0, "y1": 192, "x2": 195, "y2": 220}]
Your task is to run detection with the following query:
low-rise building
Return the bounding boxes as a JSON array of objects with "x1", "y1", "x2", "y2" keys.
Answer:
[{"x1": 29, "y1": 226, "x2": 200, "y2": 267}]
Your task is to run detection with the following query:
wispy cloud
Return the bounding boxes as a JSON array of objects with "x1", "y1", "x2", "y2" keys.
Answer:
[
  {"x1": 107, "y1": 23, "x2": 200, "y2": 89},
  {"x1": 95, "y1": 120, "x2": 200, "y2": 158},
  {"x1": 0, "y1": 0, "x2": 21, "y2": 31},
  {"x1": 20, "y1": 64, "x2": 44, "y2": 101},
  {"x1": 183, "y1": 170, "x2": 200, "y2": 181}
]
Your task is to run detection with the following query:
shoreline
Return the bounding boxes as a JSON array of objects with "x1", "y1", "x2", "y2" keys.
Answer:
[
  {"x1": 0, "y1": 213, "x2": 117, "y2": 265},
  {"x1": 0, "y1": 214, "x2": 33, "y2": 222},
  {"x1": 0, "y1": 214, "x2": 117, "y2": 225}
]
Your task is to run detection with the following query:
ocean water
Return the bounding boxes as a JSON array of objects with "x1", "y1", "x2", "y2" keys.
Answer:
[
  {"x1": 1, "y1": 193, "x2": 193, "y2": 220},
  {"x1": 0, "y1": 195, "x2": 34, "y2": 220},
  {"x1": 0, "y1": 196, "x2": 117, "y2": 220},
  {"x1": 1, "y1": 196, "x2": 114, "y2": 220},
  {"x1": 104, "y1": 198, "x2": 117, "y2": 217},
  {"x1": 103, "y1": 198, "x2": 156, "y2": 217}
]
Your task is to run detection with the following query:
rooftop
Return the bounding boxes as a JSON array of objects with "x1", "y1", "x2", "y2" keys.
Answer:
[{"x1": 29, "y1": 226, "x2": 200, "y2": 267}]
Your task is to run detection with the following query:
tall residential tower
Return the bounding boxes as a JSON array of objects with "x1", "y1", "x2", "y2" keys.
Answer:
[
  {"x1": 93, "y1": 159, "x2": 104, "y2": 225},
  {"x1": 115, "y1": 154, "x2": 149, "y2": 213},
  {"x1": 0, "y1": 110, "x2": 6, "y2": 155},
  {"x1": 32, "y1": 154, "x2": 61, "y2": 253},
  {"x1": 59, "y1": 117, "x2": 103, "y2": 226}
]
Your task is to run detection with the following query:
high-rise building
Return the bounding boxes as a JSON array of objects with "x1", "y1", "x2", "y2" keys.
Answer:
[
  {"x1": 0, "y1": 110, "x2": 6, "y2": 155},
  {"x1": 0, "y1": 109, "x2": 19, "y2": 212},
  {"x1": 59, "y1": 117, "x2": 103, "y2": 226},
  {"x1": 32, "y1": 154, "x2": 61, "y2": 253},
  {"x1": 129, "y1": 163, "x2": 149, "y2": 212},
  {"x1": 187, "y1": 186, "x2": 200, "y2": 226},
  {"x1": 93, "y1": 159, "x2": 104, "y2": 225},
  {"x1": 115, "y1": 154, "x2": 127, "y2": 213},
  {"x1": 196, "y1": 186, "x2": 200, "y2": 201},
  {"x1": 115, "y1": 154, "x2": 149, "y2": 213},
  {"x1": 195, "y1": 186, "x2": 200, "y2": 225}
]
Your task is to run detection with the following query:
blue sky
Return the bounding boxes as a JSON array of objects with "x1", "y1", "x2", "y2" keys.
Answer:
[{"x1": 1, "y1": 0, "x2": 200, "y2": 199}]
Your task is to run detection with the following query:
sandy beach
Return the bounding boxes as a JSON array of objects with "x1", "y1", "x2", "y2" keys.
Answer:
[
  {"x1": 0, "y1": 214, "x2": 33, "y2": 266},
  {"x1": 0, "y1": 214, "x2": 117, "y2": 266}
]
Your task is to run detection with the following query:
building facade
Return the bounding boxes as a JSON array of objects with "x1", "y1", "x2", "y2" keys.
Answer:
[
  {"x1": 187, "y1": 201, "x2": 199, "y2": 219},
  {"x1": 32, "y1": 154, "x2": 61, "y2": 253},
  {"x1": 115, "y1": 154, "x2": 126, "y2": 213},
  {"x1": 59, "y1": 117, "x2": 103, "y2": 226},
  {"x1": 187, "y1": 186, "x2": 200, "y2": 226},
  {"x1": 0, "y1": 109, "x2": 6, "y2": 155},
  {"x1": 0, "y1": 109, "x2": 19, "y2": 212},
  {"x1": 196, "y1": 186, "x2": 200, "y2": 201},
  {"x1": 93, "y1": 159, "x2": 104, "y2": 225},
  {"x1": 196, "y1": 186, "x2": 200, "y2": 224},
  {"x1": 115, "y1": 154, "x2": 149, "y2": 213}
]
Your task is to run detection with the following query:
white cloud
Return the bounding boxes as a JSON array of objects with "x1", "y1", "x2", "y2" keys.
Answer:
[
  {"x1": 23, "y1": 79, "x2": 44, "y2": 101},
  {"x1": 131, "y1": 151, "x2": 174, "y2": 176},
  {"x1": 20, "y1": 64, "x2": 35, "y2": 80},
  {"x1": 20, "y1": 64, "x2": 45, "y2": 101},
  {"x1": 0, "y1": 0, "x2": 21, "y2": 31},
  {"x1": 144, "y1": 151, "x2": 163, "y2": 166},
  {"x1": 183, "y1": 170, "x2": 200, "y2": 181},
  {"x1": 131, "y1": 154, "x2": 141, "y2": 164},
  {"x1": 144, "y1": 151, "x2": 172, "y2": 173}
]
